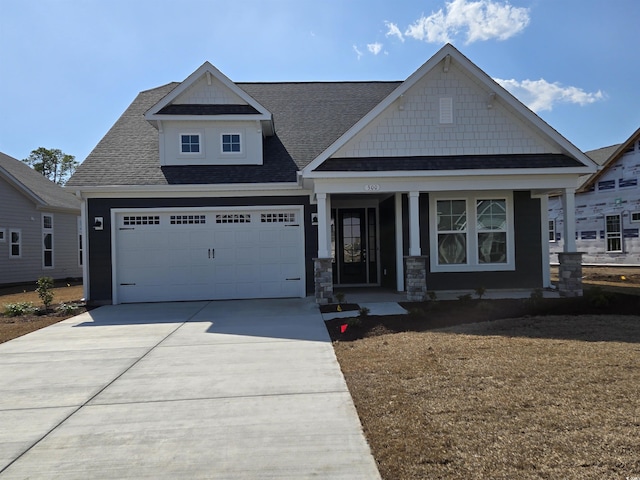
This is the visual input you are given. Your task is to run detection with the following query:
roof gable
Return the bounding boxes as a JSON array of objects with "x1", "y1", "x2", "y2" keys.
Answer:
[
  {"x1": 145, "y1": 62, "x2": 274, "y2": 135},
  {"x1": 0, "y1": 152, "x2": 80, "y2": 211},
  {"x1": 579, "y1": 127, "x2": 640, "y2": 192},
  {"x1": 303, "y1": 44, "x2": 597, "y2": 174}
]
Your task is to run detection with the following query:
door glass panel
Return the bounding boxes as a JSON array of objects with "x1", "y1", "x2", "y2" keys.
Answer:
[{"x1": 342, "y1": 213, "x2": 362, "y2": 263}]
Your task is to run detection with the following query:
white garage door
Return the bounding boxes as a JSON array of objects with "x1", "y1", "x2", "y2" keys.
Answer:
[{"x1": 114, "y1": 207, "x2": 305, "y2": 303}]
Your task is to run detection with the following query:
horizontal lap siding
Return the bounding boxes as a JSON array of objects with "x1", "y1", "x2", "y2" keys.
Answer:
[{"x1": 0, "y1": 178, "x2": 81, "y2": 284}]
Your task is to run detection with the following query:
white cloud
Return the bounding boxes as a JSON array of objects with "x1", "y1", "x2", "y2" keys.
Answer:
[
  {"x1": 385, "y1": 21, "x2": 405, "y2": 42},
  {"x1": 494, "y1": 78, "x2": 606, "y2": 112},
  {"x1": 353, "y1": 45, "x2": 364, "y2": 60},
  {"x1": 405, "y1": 0, "x2": 530, "y2": 45},
  {"x1": 367, "y1": 42, "x2": 384, "y2": 55}
]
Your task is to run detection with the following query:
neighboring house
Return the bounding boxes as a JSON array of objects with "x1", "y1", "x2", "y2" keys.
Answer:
[
  {"x1": 67, "y1": 44, "x2": 597, "y2": 305},
  {"x1": 549, "y1": 127, "x2": 640, "y2": 265},
  {"x1": 0, "y1": 152, "x2": 82, "y2": 285}
]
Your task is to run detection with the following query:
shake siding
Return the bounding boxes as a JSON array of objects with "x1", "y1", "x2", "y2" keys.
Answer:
[
  {"x1": 334, "y1": 62, "x2": 555, "y2": 159},
  {"x1": 0, "y1": 177, "x2": 82, "y2": 284}
]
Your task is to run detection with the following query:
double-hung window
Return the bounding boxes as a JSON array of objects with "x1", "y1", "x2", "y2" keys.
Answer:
[
  {"x1": 605, "y1": 214, "x2": 622, "y2": 252},
  {"x1": 436, "y1": 199, "x2": 467, "y2": 265},
  {"x1": 476, "y1": 199, "x2": 507, "y2": 264},
  {"x1": 548, "y1": 219, "x2": 556, "y2": 242},
  {"x1": 43, "y1": 214, "x2": 53, "y2": 268},
  {"x1": 9, "y1": 229, "x2": 21, "y2": 258},
  {"x1": 431, "y1": 193, "x2": 514, "y2": 272}
]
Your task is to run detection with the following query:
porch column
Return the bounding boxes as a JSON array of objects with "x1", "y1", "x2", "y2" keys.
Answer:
[
  {"x1": 562, "y1": 188, "x2": 576, "y2": 252},
  {"x1": 314, "y1": 193, "x2": 333, "y2": 304},
  {"x1": 316, "y1": 193, "x2": 330, "y2": 258},
  {"x1": 406, "y1": 191, "x2": 427, "y2": 302},
  {"x1": 539, "y1": 194, "x2": 551, "y2": 288},
  {"x1": 408, "y1": 191, "x2": 421, "y2": 256},
  {"x1": 558, "y1": 188, "x2": 583, "y2": 297},
  {"x1": 395, "y1": 193, "x2": 404, "y2": 292}
]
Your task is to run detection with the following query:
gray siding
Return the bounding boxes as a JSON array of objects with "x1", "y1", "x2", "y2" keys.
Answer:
[{"x1": 0, "y1": 177, "x2": 82, "y2": 285}]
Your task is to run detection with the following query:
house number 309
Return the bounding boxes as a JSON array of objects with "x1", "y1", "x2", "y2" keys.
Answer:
[{"x1": 364, "y1": 184, "x2": 380, "y2": 191}]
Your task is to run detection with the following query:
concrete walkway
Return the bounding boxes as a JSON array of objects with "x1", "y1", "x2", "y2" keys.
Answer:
[{"x1": 0, "y1": 299, "x2": 381, "y2": 479}]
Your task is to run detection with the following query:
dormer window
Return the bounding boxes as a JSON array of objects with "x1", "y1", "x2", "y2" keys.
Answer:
[
  {"x1": 222, "y1": 133, "x2": 241, "y2": 153},
  {"x1": 181, "y1": 134, "x2": 200, "y2": 153}
]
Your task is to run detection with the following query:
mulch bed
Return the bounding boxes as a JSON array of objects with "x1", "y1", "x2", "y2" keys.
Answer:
[{"x1": 325, "y1": 290, "x2": 640, "y2": 342}]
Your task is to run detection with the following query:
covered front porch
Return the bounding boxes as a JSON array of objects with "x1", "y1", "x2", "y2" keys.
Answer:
[{"x1": 311, "y1": 186, "x2": 585, "y2": 305}]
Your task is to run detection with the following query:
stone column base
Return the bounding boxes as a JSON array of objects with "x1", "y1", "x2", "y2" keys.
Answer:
[
  {"x1": 314, "y1": 258, "x2": 333, "y2": 304},
  {"x1": 558, "y1": 252, "x2": 584, "y2": 297},
  {"x1": 405, "y1": 256, "x2": 427, "y2": 302}
]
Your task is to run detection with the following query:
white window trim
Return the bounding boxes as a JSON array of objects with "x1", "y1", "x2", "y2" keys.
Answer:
[
  {"x1": 9, "y1": 228, "x2": 21, "y2": 259},
  {"x1": 77, "y1": 216, "x2": 83, "y2": 267},
  {"x1": 42, "y1": 213, "x2": 54, "y2": 269},
  {"x1": 179, "y1": 132, "x2": 203, "y2": 155},
  {"x1": 220, "y1": 132, "x2": 242, "y2": 154},
  {"x1": 429, "y1": 191, "x2": 515, "y2": 273},
  {"x1": 548, "y1": 219, "x2": 556, "y2": 242},
  {"x1": 0, "y1": 228, "x2": 5, "y2": 242},
  {"x1": 605, "y1": 214, "x2": 623, "y2": 253}
]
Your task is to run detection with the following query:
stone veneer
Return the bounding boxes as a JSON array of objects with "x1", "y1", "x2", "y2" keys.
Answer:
[
  {"x1": 314, "y1": 258, "x2": 333, "y2": 304},
  {"x1": 557, "y1": 252, "x2": 583, "y2": 297},
  {"x1": 405, "y1": 256, "x2": 427, "y2": 302}
]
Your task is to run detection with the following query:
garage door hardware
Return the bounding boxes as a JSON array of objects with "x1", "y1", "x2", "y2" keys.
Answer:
[
  {"x1": 208, "y1": 248, "x2": 215, "y2": 259},
  {"x1": 286, "y1": 277, "x2": 301, "y2": 281},
  {"x1": 120, "y1": 283, "x2": 136, "y2": 286}
]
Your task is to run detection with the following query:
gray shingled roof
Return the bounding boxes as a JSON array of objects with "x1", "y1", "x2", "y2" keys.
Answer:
[
  {"x1": 0, "y1": 151, "x2": 80, "y2": 211},
  {"x1": 67, "y1": 81, "x2": 401, "y2": 187},
  {"x1": 586, "y1": 144, "x2": 620, "y2": 166},
  {"x1": 316, "y1": 154, "x2": 582, "y2": 172}
]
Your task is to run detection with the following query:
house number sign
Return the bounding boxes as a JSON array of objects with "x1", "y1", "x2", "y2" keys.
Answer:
[{"x1": 364, "y1": 184, "x2": 380, "y2": 191}]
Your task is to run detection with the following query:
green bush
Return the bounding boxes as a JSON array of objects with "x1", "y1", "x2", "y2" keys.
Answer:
[
  {"x1": 36, "y1": 277, "x2": 55, "y2": 310},
  {"x1": 56, "y1": 302, "x2": 81, "y2": 315},
  {"x1": 457, "y1": 293, "x2": 473, "y2": 303},
  {"x1": 474, "y1": 286, "x2": 486, "y2": 300},
  {"x1": 3, "y1": 302, "x2": 38, "y2": 317}
]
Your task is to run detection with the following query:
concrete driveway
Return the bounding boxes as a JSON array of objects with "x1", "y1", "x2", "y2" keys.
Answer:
[{"x1": 0, "y1": 298, "x2": 381, "y2": 479}]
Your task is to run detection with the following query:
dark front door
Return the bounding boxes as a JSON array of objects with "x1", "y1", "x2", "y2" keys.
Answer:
[{"x1": 338, "y1": 208, "x2": 367, "y2": 284}]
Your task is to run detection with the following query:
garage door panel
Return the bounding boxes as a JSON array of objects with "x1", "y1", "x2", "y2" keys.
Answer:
[{"x1": 115, "y1": 208, "x2": 304, "y2": 303}]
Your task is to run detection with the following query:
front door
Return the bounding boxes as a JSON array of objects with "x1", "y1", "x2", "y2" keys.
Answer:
[{"x1": 334, "y1": 207, "x2": 378, "y2": 285}]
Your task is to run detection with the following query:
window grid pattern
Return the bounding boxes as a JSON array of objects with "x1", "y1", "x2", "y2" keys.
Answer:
[
  {"x1": 222, "y1": 134, "x2": 241, "y2": 153},
  {"x1": 43, "y1": 215, "x2": 53, "y2": 268},
  {"x1": 123, "y1": 216, "x2": 160, "y2": 226},
  {"x1": 436, "y1": 199, "x2": 467, "y2": 265},
  {"x1": 605, "y1": 215, "x2": 622, "y2": 252},
  {"x1": 261, "y1": 213, "x2": 296, "y2": 223},
  {"x1": 216, "y1": 214, "x2": 250, "y2": 224},
  {"x1": 548, "y1": 220, "x2": 556, "y2": 242},
  {"x1": 170, "y1": 215, "x2": 206, "y2": 225},
  {"x1": 181, "y1": 134, "x2": 200, "y2": 153}
]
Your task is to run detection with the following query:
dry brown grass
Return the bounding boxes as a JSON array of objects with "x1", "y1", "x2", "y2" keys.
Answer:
[{"x1": 335, "y1": 315, "x2": 640, "y2": 479}]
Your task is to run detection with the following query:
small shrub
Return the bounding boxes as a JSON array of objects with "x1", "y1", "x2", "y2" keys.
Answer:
[
  {"x1": 457, "y1": 293, "x2": 473, "y2": 303},
  {"x1": 334, "y1": 292, "x2": 346, "y2": 305},
  {"x1": 530, "y1": 288, "x2": 544, "y2": 301},
  {"x1": 347, "y1": 316, "x2": 362, "y2": 328},
  {"x1": 474, "y1": 286, "x2": 486, "y2": 300},
  {"x1": 36, "y1": 276, "x2": 55, "y2": 310},
  {"x1": 56, "y1": 302, "x2": 81, "y2": 315},
  {"x1": 3, "y1": 302, "x2": 37, "y2": 317},
  {"x1": 427, "y1": 291, "x2": 438, "y2": 301},
  {"x1": 586, "y1": 287, "x2": 612, "y2": 308},
  {"x1": 358, "y1": 306, "x2": 370, "y2": 318}
]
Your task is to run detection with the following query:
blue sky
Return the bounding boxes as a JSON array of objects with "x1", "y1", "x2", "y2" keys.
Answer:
[{"x1": 1, "y1": 0, "x2": 638, "y2": 164}]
